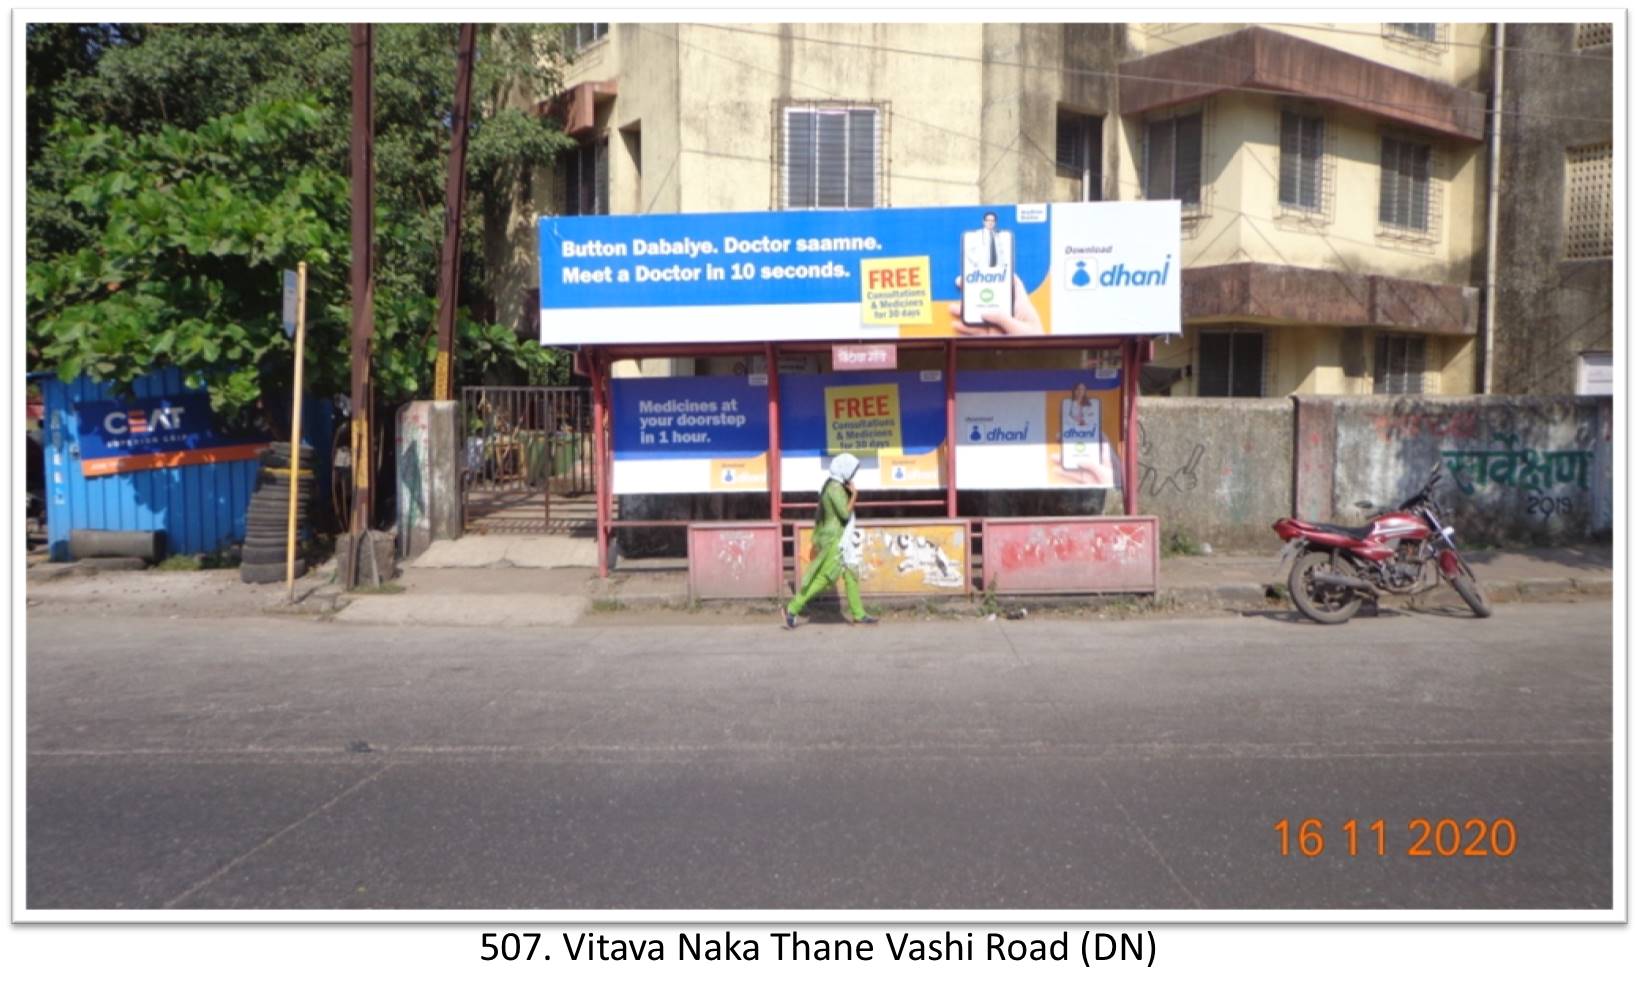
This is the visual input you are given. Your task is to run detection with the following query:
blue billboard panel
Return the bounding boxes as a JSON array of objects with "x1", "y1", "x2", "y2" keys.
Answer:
[{"x1": 540, "y1": 201, "x2": 1181, "y2": 344}]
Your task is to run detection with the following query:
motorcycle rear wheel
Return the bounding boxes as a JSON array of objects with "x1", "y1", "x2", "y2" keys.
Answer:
[
  {"x1": 1450, "y1": 571, "x2": 1493, "y2": 619},
  {"x1": 1289, "y1": 550, "x2": 1364, "y2": 625}
]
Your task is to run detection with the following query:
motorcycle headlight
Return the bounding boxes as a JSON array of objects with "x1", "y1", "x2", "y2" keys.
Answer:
[{"x1": 1441, "y1": 526, "x2": 1456, "y2": 539}]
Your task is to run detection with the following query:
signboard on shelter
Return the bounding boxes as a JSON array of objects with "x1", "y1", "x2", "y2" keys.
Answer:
[
  {"x1": 539, "y1": 201, "x2": 1180, "y2": 344},
  {"x1": 609, "y1": 376, "x2": 770, "y2": 494},
  {"x1": 956, "y1": 369, "x2": 1124, "y2": 491},
  {"x1": 75, "y1": 393, "x2": 270, "y2": 478}
]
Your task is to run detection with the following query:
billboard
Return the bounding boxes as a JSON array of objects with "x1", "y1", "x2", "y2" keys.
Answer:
[
  {"x1": 610, "y1": 375, "x2": 770, "y2": 495},
  {"x1": 956, "y1": 369, "x2": 1124, "y2": 491},
  {"x1": 75, "y1": 394, "x2": 270, "y2": 478},
  {"x1": 779, "y1": 371, "x2": 948, "y2": 492},
  {"x1": 794, "y1": 519, "x2": 971, "y2": 595},
  {"x1": 540, "y1": 201, "x2": 1180, "y2": 344},
  {"x1": 607, "y1": 368, "x2": 1125, "y2": 495}
]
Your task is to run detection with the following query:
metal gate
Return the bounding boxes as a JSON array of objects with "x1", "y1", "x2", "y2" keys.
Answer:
[{"x1": 460, "y1": 386, "x2": 596, "y2": 534}]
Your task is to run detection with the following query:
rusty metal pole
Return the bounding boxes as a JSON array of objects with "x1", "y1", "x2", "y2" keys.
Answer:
[
  {"x1": 434, "y1": 24, "x2": 477, "y2": 402},
  {"x1": 349, "y1": 24, "x2": 376, "y2": 571},
  {"x1": 1123, "y1": 338, "x2": 1141, "y2": 515},
  {"x1": 944, "y1": 340, "x2": 957, "y2": 517}
]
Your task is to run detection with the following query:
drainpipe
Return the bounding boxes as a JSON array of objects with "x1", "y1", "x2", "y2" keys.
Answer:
[{"x1": 1482, "y1": 23, "x2": 1504, "y2": 394}]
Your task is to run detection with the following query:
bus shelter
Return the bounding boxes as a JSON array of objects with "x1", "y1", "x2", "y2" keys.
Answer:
[{"x1": 541, "y1": 201, "x2": 1182, "y2": 599}]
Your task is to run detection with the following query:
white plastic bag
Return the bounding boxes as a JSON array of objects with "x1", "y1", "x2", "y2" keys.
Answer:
[{"x1": 840, "y1": 513, "x2": 862, "y2": 571}]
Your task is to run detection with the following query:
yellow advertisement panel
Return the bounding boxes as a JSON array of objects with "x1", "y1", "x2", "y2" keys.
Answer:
[
  {"x1": 860, "y1": 255, "x2": 933, "y2": 326},
  {"x1": 823, "y1": 383, "x2": 903, "y2": 456},
  {"x1": 795, "y1": 520, "x2": 969, "y2": 595}
]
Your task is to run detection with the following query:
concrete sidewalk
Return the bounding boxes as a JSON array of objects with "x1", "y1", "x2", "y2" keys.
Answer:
[
  {"x1": 27, "y1": 537, "x2": 1610, "y2": 629},
  {"x1": 322, "y1": 544, "x2": 1613, "y2": 628}
]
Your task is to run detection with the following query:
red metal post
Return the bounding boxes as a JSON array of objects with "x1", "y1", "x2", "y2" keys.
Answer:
[
  {"x1": 1123, "y1": 337, "x2": 1141, "y2": 515},
  {"x1": 590, "y1": 349, "x2": 609, "y2": 577},
  {"x1": 944, "y1": 340, "x2": 957, "y2": 517},
  {"x1": 766, "y1": 342, "x2": 782, "y2": 527}
]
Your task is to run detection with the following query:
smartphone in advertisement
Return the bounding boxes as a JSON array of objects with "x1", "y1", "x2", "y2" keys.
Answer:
[{"x1": 961, "y1": 224, "x2": 1014, "y2": 326}]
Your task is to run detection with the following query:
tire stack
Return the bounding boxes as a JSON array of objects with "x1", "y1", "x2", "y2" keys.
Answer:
[{"x1": 240, "y1": 442, "x2": 315, "y2": 584}]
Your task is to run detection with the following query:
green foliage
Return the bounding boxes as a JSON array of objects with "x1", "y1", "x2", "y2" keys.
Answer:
[
  {"x1": 27, "y1": 23, "x2": 574, "y2": 420},
  {"x1": 1162, "y1": 530, "x2": 1206, "y2": 557}
]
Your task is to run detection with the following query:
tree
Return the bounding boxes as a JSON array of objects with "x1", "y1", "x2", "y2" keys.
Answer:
[{"x1": 26, "y1": 23, "x2": 575, "y2": 423}]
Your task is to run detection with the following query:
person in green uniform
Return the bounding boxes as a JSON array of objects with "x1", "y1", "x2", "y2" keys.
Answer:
[{"x1": 782, "y1": 452, "x2": 877, "y2": 628}]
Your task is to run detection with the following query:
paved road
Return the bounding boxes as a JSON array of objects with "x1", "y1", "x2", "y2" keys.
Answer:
[{"x1": 25, "y1": 602, "x2": 1613, "y2": 911}]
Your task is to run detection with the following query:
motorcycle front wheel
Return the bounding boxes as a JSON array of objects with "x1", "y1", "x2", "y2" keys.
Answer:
[
  {"x1": 1449, "y1": 566, "x2": 1493, "y2": 619},
  {"x1": 1289, "y1": 550, "x2": 1363, "y2": 625}
]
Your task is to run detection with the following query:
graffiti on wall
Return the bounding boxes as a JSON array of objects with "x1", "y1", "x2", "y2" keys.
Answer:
[
  {"x1": 796, "y1": 522, "x2": 968, "y2": 594},
  {"x1": 1135, "y1": 421, "x2": 1208, "y2": 498},
  {"x1": 1441, "y1": 434, "x2": 1594, "y2": 495}
]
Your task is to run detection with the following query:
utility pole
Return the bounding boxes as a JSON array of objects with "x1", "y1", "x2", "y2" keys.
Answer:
[
  {"x1": 349, "y1": 24, "x2": 376, "y2": 573},
  {"x1": 434, "y1": 24, "x2": 478, "y2": 402}
]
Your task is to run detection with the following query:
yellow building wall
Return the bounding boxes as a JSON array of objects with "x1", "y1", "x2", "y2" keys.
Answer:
[
  {"x1": 560, "y1": 23, "x2": 1487, "y2": 391},
  {"x1": 1130, "y1": 23, "x2": 1489, "y2": 88}
]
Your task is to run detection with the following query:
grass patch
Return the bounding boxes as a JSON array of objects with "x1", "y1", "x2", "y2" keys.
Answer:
[
  {"x1": 977, "y1": 582, "x2": 1001, "y2": 617},
  {"x1": 351, "y1": 582, "x2": 405, "y2": 595},
  {"x1": 1162, "y1": 531, "x2": 1206, "y2": 557},
  {"x1": 154, "y1": 554, "x2": 202, "y2": 571},
  {"x1": 589, "y1": 598, "x2": 625, "y2": 613}
]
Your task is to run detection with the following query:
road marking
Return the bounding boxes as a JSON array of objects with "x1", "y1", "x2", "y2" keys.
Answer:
[{"x1": 160, "y1": 762, "x2": 397, "y2": 909}]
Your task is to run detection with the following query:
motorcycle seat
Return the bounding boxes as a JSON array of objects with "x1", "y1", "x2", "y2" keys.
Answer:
[{"x1": 1297, "y1": 520, "x2": 1375, "y2": 541}]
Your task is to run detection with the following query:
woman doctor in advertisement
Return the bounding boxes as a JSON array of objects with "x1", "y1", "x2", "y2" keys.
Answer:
[{"x1": 782, "y1": 453, "x2": 878, "y2": 628}]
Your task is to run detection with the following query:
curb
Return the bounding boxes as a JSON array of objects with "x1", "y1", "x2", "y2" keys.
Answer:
[{"x1": 586, "y1": 576, "x2": 1606, "y2": 617}]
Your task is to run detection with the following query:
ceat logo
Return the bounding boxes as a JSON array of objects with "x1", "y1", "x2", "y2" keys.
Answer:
[{"x1": 104, "y1": 405, "x2": 184, "y2": 436}]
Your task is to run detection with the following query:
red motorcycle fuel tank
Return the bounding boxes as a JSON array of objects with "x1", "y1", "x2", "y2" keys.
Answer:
[{"x1": 1357, "y1": 511, "x2": 1432, "y2": 560}]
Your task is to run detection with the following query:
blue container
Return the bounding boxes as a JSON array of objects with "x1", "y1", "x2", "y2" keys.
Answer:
[{"x1": 40, "y1": 368, "x2": 332, "y2": 561}]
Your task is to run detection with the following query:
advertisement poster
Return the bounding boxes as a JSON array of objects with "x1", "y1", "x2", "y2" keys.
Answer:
[
  {"x1": 539, "y1": 201, "x2": 1180, "y2": 344},
  {"x1": 794, "y1": 520, "x2": 970, "y2": 595},
  {"x1": 955, "y1": 369, "x2": 1124, "y2": 490},
  {"x1": 609, "y1": 376, "x2": 770, "y2": 494},
  {"x1": 779, "y1": 371, "x2": 947, "y2": 491},
  {"x1": 75, "y1": 395, "x2": 269, "y2": 478}
]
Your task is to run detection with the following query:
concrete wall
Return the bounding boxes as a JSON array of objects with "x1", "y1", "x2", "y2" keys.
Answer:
[
  {"x1": 1136, "y1": 394, "x2": 1611, "y2": 550},
  {"x1": 1492, "y1": 24, "x2": 1614, "y2": 395},
  {"x1": 1314, "y1": 395, "x2": 1613, "y2": 546},
  {"x1": 1133, "y1": 397, "x2": 1294, "y2": 550}
]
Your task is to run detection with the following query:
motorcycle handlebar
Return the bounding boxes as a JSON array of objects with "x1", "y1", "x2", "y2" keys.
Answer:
[{"x1": 1397, "y1": 460, "x2": 1447, "y2": 511}]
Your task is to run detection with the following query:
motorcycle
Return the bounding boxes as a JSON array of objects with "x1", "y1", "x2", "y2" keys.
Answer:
[{"x1": 1272, "y1": 461, "x2": 1492, "y2": 624}]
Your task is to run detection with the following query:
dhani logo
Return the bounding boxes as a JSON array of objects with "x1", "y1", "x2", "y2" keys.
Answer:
[
  {"x1": 103, "y1": 405, "x2": 185, "y2": 436},
  {"x1": 966, "y1": 419, "x2": 1030, "y2": 443},
  {"x1": 1098, "y1": 255, "x2": 1171, "y2": 288},
  {"x1": 964, "y1": 269, "x2": 1008, "y2": 284}
]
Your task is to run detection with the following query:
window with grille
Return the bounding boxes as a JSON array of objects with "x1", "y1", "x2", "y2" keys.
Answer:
[
  {"x1": 1279, "y1": 111, "x2": 1325, "y2": 211},
  {"x1": 566, "y1": 24, "x2": 608, "y2": 52},
  {"x1": 1056, "y1": 111, "x2": 1103, "y2": 201},
  {"x1": 1564, "y1": 143, "x2": 1613, "y2": 258},
  {"x1": 1389, "y1": 23, "x2": 1438, "y2": 41},
  {"x1": 1145, "y1": 111, "x2": 1203, "y2": 207},
  {"x1": 561, "y1": 138, "x2": 608, "y2": 216},
  {"x1": 1374, "y1": 335, "x2": 1427, "y2": 395},
  {"x1": 1196, "y1": 329, "x2": 1265, "y2": 397},
  {"x1": 1379, "y1": 136, "x2": 1431, "y2": 232},
  {"x1": 779, "y1": 104, "x2": 881, "y2": 210},
  {"x1": 1575, "y1": 23, "x2": 1612, "y2": 50}
]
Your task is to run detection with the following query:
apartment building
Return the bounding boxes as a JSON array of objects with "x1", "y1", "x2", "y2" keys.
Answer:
[
  {"x1": 1491, "y1": 23, "x2": 1614, "y2": 396},
  {"x1": 507, "y1": 22, "x2": 1609, "y2": 398}
]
